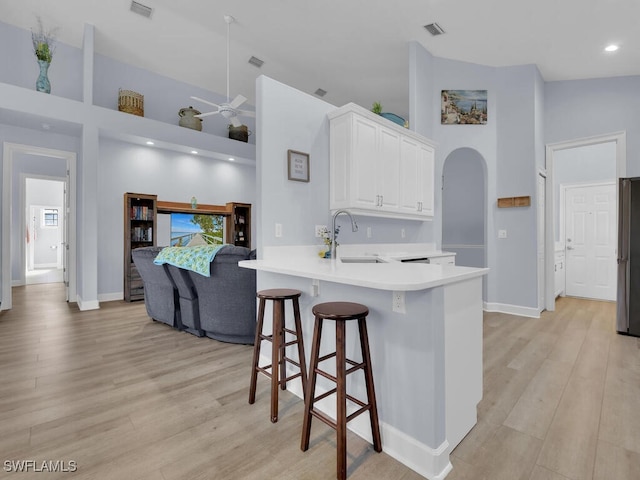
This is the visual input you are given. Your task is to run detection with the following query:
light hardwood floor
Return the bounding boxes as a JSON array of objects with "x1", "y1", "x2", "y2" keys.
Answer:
[{"x1": 0, "y1": 284, "x2": 638, "y2": 479}]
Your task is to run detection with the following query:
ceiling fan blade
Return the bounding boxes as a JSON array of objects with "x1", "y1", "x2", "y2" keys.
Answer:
[
  {"x1": 195, "y1": 111, "x2": 221, "y2": 118},
  {"x1": 190, "y1": 96, "x2": 222, "y2": 109},
  {"x1": 229, "y1": 116, "x2": 242, "y2": 127},
  {"x1": 236, "y1": 110, "x2": 256, "y2": 118},
  {"x1": 229, "y1": 94, "x2": 247, "y2": 109}
]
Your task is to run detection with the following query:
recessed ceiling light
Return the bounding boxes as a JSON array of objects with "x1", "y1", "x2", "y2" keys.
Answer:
[
  {"x1": 191, "y1": 150, "x2": 198, "y2": 155},
  {"x1": 146, "y1": 141, "x2": 154, "y2": 145},
  {"x1": 604, "y1": 44, "x2": 619, "y2": 52},
  {"x1": 228, "y1": 157, "x2": 235, "y2": 162}
]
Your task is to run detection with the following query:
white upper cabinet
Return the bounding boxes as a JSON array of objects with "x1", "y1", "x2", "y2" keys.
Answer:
[{"x1": 329, "y1": 103, "x2": 435, "y2": 220}]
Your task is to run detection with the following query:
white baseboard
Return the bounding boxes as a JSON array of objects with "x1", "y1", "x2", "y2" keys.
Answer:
[
  {"x1": 76, "y1": 295, "x2": 100, "y2": 311},
  {"x1": 270, "y1": 356, "x2": 452, "y2": 479},
  {"x1": 483, "y1": 302, "x2": 540, "y2": 318},
  {"x1": 11, "y1": 279, "x2": 24, "y2": 286},
  {"x1": 98, "y1": 292, "x2": 124, "y2": 303}
]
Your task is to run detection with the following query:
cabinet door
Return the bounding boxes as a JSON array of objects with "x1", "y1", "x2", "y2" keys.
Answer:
[
  {"x1": 399, "y1": 137, "x2": 420, "y2": 214},
  {"x1": 418, "y1": 143, "x2": 435, "y2": 216},
  {"x1": 378, "y1": 126, "x2": 401, "y2": 211},
  {"x1": 399, "y1": 138, "x2": 435, "y2": 217},
  {"x1": 351, "y1": 116, "x2": 379, "y2": 210}
]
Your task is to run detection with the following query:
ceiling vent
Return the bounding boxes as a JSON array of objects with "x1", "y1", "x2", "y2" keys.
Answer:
[
  {"x1": 130, "y1": 1, "x2": 153, "y2": 18},
  {"x1": 314, "y1": 88, "x2": 327, "y2": 97},
  {"x1": 424, "y1": 23, "x2": 445, "y2": 36},
  {"x1": 248, "y1": 56, "x2": 264, "y2": 68}
]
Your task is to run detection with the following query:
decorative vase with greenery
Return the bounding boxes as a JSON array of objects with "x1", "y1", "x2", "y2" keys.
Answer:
[
  {"x1": 31, "y1": 17, "x2": 57, "y2": 94},
  {"x1": 371, "y1": 101, "x2": 383, "y2": 115}
]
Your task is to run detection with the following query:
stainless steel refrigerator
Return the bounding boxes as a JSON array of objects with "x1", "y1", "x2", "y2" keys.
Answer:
[{"x1": 617, "y1": 177, "x2": 640, "y2": 336}]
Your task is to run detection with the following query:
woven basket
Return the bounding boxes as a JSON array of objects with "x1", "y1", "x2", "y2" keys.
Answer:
[{"x1": 118, "y1": 89, "x2": 144, "y2": 117}]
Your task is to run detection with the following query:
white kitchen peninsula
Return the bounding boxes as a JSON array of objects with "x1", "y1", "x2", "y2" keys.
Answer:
[{"x1": 240, "y1": 245, "x2": 488, "y2": 480}]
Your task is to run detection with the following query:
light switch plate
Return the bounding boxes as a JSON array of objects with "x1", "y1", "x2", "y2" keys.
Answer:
[{"x1": 498, "y1": 229, "x2": 507, "y2": 239}]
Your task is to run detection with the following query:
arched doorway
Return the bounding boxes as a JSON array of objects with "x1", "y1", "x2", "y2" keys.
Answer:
[{"x1": 442, "y1": 148, "x2": 488, "y2": 300}]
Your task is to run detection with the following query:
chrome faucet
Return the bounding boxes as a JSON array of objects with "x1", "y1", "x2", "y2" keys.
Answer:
[{"x1": 331, "y1": 209, "x2": 358, "y2": 259}]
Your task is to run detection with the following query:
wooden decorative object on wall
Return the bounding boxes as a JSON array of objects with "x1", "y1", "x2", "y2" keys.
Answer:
[{"x1": 497, "y1": 196, "x2": 531, "y2": 208}]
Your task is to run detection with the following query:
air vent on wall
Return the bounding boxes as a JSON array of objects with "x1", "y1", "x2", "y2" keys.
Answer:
[
  {"x1": 314, "y1": 88, "x2": 327, "y2": 97},
  {"x1": 424, "y1": 22, "x2": 445, "y2": 36},
  {"x1": 248, "y1": 56, "x2": 264, "y2": 68},
  {"x1": 130, "y1": 1, "x2": 153, "y2": 18}
]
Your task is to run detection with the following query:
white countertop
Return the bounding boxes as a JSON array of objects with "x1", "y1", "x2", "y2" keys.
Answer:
[{"x1": 239, "y1": 245, "x2": 488, "y2": 291}]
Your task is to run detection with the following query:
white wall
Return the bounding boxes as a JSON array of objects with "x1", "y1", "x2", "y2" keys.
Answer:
[
  {"x1": 0, "y1": 20, "x2": 257, "y2": 306},
  {"x1": 442, "y1": 148, "x2": 486, "y2": 271},
  {"x1": 0, "y1": 20, "x2": 83, "y2": 101},
  {"x1": 97, "y1": 138, "x2": 256, "y2": 298},
  {"x1": 256, "y1": 75, "x2": 433, "y2": 252},
  {"x1": 10, "y1": 150, "x2": 67, "y2": 281},
  {"x1": 545, "y1": 76, "x2": 640, "y2": 177},
  {"x1": 554, "y1": 141, "x2": 617, "y2": 242},
  {"x1": 93, "y1": 54, "x2": 256, "y2": 143},
  {"x1": 409, "y1": 45, "x2": 544, "y2": 312}
]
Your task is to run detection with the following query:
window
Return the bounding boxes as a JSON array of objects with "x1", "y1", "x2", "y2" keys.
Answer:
[{"x1": 43, "y1": 208, "x2": 59, "y2": 227}]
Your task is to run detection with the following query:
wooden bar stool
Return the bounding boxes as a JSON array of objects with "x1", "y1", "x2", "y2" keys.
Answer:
[
  {"x1": 249, "y1": 288, "x2": 308, "y2": 423},
  {"x1": 301, "y1": 301, "x2": 382, "y2": 480}
]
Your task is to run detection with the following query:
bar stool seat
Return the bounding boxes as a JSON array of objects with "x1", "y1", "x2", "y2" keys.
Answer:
[
  {"x1": 301, "y1": 301, "x2": 382, "y2": 480},
  {"x1": 249, "y1": 288, "x2": 307, "y2": 423}
]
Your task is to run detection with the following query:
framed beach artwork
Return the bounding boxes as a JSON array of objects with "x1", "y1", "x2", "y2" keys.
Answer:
[{"x1": 441, "y1": 90, "x2": 487, "y2": 125}]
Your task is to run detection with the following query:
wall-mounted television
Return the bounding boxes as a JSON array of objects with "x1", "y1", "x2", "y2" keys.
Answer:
[{"x1": 170, "y1": 212, "x2": 225, "y2": 246}]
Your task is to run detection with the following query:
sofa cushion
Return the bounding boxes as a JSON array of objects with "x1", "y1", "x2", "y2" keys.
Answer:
[{"x1": 131, "y1": 246, "x2": 180, "y2": 328}]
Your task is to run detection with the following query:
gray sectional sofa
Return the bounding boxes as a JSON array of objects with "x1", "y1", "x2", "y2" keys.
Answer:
[{"x1": 131, "y1": 245, "x2": 257, "y2": 344}]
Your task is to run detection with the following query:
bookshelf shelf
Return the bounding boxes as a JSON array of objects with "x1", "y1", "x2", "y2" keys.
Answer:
[
  {"x1": 124, "y1": 192, "x2": 157, "y2": 301},
  {"x1": 225, "y1": 202, "x2": 251, "y2": 248}
]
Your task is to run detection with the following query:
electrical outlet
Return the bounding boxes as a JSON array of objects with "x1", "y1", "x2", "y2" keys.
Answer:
[
  {"x1": 275, "y1": 223, "x2": 282, "y2": 238},
  {"x1": 367, "y1": 227, "x2": 372, "y2": 238},
  {"x1": 315, "y1": 225, "x2": 327, "y2": 237},
  {"x1": 392, "y1": 291, "x2": 406, "y2": 314},
  {"x1": 401, "y1": 228, "x2": 406, "y2": 239},
  {"x1": 498, "y1": 229, "x2": 507, "y2": 239}
]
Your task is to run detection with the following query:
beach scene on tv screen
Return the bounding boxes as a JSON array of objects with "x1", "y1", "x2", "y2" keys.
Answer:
[{"x1": 170, "y1": 213, "x2": 224, "y2": 246}]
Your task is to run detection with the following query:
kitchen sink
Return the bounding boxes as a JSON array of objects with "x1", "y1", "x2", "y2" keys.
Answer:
[{"x1": 340, "y1": 257, "x2": 386, "y2": 264}]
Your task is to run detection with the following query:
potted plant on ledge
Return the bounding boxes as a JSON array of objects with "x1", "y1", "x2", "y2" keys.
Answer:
[{"x1": 31, "y1": 16, "x2": 57, "y2": 94}]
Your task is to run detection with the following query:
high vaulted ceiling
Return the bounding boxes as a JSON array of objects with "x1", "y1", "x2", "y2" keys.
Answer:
[{"x1": 2, "y1": 0, "x2": 638, "y2": 120}]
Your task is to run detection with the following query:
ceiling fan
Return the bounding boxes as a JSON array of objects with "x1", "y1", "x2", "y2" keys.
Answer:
[{"x1": 191, "y1": 15, "x2": 255, "y2": 127}]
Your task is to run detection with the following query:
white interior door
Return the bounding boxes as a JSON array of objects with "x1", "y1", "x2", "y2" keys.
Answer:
[{"x1": 565, "y1": 183, "x2": 617, "y2": 301}]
